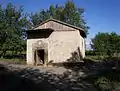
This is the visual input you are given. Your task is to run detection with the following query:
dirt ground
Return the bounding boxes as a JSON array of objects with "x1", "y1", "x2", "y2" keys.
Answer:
[{"x1": 0, "y1": 61, "x2": 97, "y2": 91}]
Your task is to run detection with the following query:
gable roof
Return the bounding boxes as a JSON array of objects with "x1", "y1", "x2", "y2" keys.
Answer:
[
  {"x1": 35, "y1": 18, "x2": 85, "y2": 31},
  {"x1": 30, "y1": 18, "x2": 86, "y2": 37}
]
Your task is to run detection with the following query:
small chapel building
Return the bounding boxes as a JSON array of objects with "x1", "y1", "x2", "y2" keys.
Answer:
[{"x1": 26, "y1": 19, "x2": 86, "y2": 65}]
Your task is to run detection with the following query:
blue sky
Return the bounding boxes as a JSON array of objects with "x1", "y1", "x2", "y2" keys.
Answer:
[{"x1": 0, "y1": 0, "x2": 120, "y2": 45}]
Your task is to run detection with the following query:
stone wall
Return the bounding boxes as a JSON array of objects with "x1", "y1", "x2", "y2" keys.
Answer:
[
  {"x1": 27, "y1": 30, "x2": 85, "y2": 65},
  {"x1": 48, "y1": 30, "x2": 84, "y2": 63}
]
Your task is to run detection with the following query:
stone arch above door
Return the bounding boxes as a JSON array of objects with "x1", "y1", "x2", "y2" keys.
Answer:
[{"x1": 34, "y1": 40, "x2": 48, "y2": 50}]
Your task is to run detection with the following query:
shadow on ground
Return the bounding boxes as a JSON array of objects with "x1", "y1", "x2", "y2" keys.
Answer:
[
  {"x1": 60, "y1": 57, "x2": 120, "y2": 91},
  {"x1": 0, "y1": 63, "x2": 97, "y2": 91},
  {"x1": 51, "y1": 56, "x2": 120, "y2": 91}
]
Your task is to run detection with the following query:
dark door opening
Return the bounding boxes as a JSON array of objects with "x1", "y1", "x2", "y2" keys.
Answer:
[{"x1": 37, "y1": 49, "x2": 45, "y2": 64}]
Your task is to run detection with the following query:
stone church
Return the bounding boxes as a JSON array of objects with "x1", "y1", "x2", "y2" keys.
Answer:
[{"x1": 26, "y1": 19, "x2": 86, "y2": 65}]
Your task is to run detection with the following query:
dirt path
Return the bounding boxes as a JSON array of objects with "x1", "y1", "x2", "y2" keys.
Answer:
[
  {"x1": 0, "y1": 61, "x2": 97, "y2": 91},
  {"x1": 0, "y1": 61, "x2": 68, "y2": 74}
]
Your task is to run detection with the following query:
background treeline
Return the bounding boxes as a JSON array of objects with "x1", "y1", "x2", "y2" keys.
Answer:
[{"x1": 86, "y1": 32, "x2": 120, "y2": 60}]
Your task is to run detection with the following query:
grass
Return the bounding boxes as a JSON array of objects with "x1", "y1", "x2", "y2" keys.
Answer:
[
  {"x1": 0, "y1": 58, "x2": 26, "y2": 64},
  {"x1": 0, "y1": 51, "x2": 26, "y2": 64},
  {"x1": 84, "y1": 55, "x2": 102, "y2": 62}
]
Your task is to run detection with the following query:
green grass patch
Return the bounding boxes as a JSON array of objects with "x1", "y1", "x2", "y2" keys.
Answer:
[
  {"x1": 0, "y1": 58, "x2": 26, "y2": 65},
  {"x1": 84, "y1": 55, "x2": 102, "y2": 62}
]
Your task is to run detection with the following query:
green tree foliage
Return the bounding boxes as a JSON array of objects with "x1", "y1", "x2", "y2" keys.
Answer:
[
  {"x1": 30, "y1": 0, "x2": 89, "y2": 34},
  {"x1": 0, "y1": 3, "x2": 31, "y2": 57},
  {"x1": 92, "y1": 32, "x2": 120, "y2": 57}
]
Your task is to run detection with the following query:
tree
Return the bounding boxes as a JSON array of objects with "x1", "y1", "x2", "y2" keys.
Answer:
[
  {"x1": 107, "y1": 32, "x2": 120, "y2": 57},
  {"x1": 0, "y1": 3, "x2": 31, "y2": 57},
  {"x1": 92, "y1": 32, "x2": 120, "y2": 58},
  {"x1": 30, "y1": 0, "x2": 89, "y2": 34}
]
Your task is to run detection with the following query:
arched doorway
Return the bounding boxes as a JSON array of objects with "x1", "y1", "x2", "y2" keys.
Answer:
[{"x1": 33, "y1": 40, "x2": 48, "y2": 66}]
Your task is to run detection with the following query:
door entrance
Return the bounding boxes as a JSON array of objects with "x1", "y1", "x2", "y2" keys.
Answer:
[
  {"x1": 37, "y1": 49, "x2": 44, "y2": 64},
  {"x1": 35, "y1": 49, "x2": 45, "y2": 65}
]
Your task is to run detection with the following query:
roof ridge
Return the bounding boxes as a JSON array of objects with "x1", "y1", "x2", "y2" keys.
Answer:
[{"x1": 34, "y1": 18, "x2": 85, "y2": 32}]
